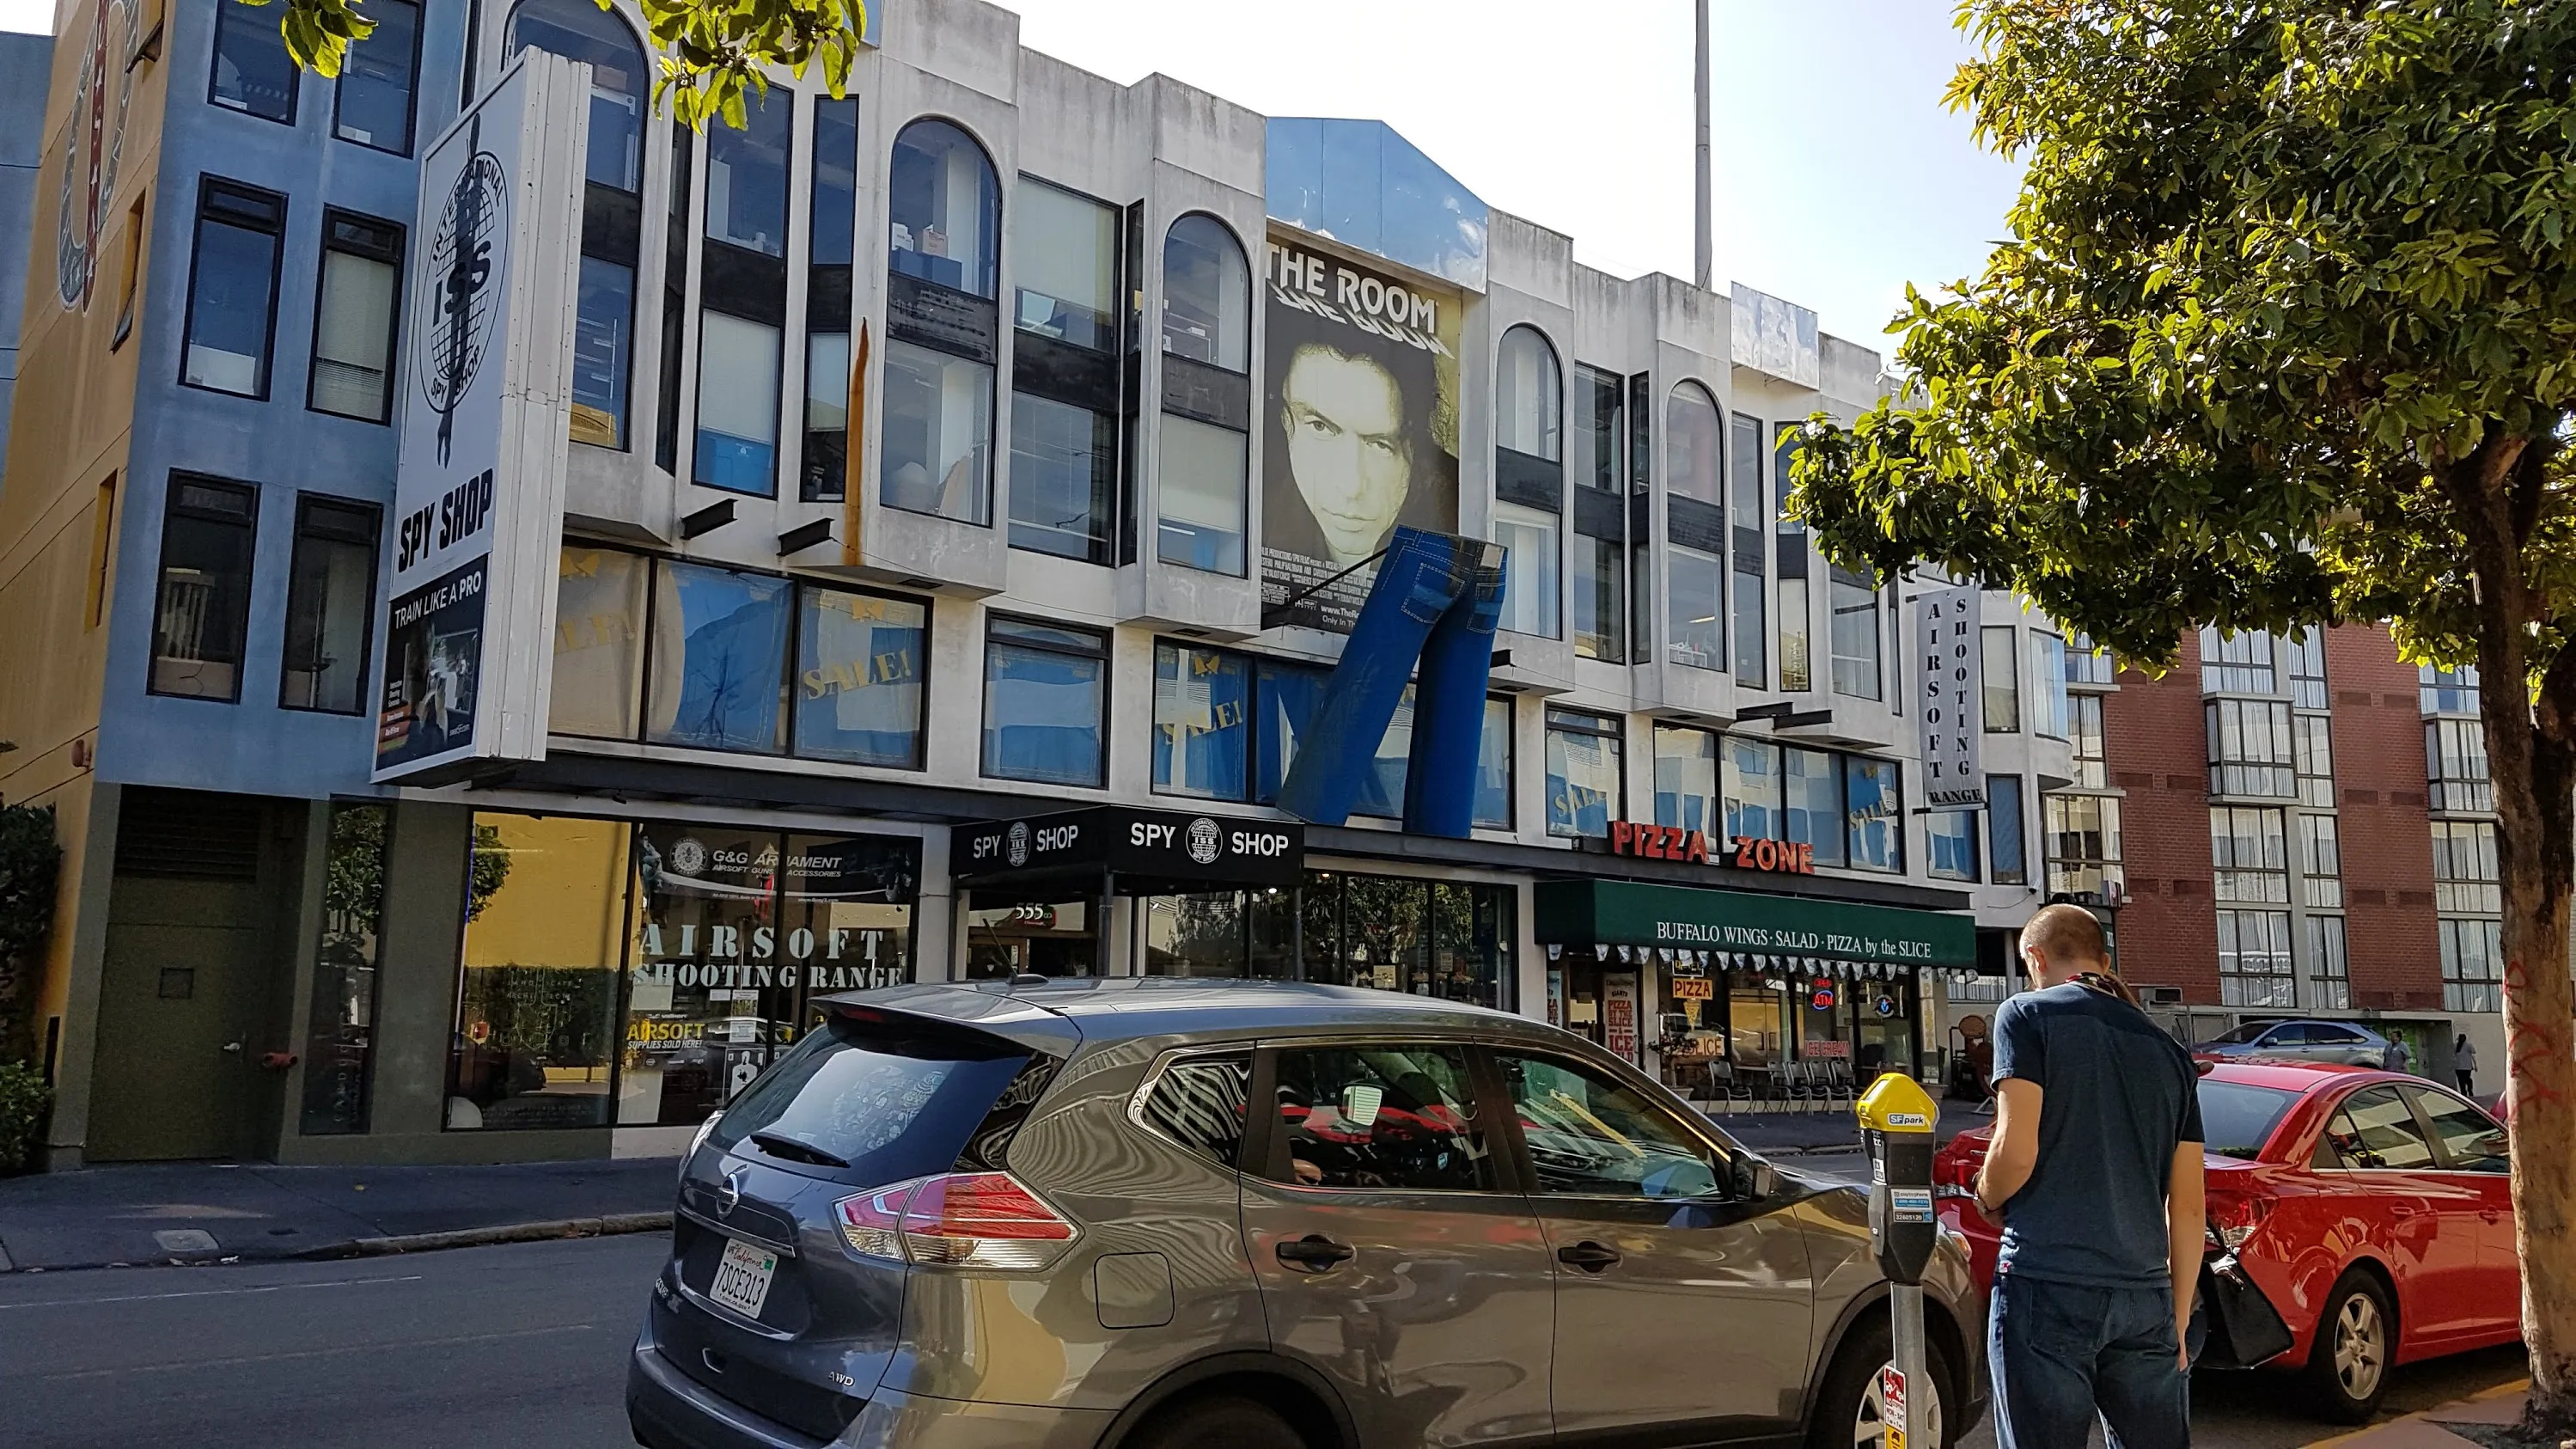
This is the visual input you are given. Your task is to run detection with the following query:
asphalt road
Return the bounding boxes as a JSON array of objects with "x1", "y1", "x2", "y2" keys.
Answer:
[{"x1": 0, "y1": 1224, "x2": 2530, "y2": 1449}]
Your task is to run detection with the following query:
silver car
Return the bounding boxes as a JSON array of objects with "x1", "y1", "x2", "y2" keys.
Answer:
[
  {"x1": 2196, "y1": 1018, "x2": 2402, "y2": 1070},
  {"x1": 627, "y1": 979, "x2": 1987, "y2": 1449}
]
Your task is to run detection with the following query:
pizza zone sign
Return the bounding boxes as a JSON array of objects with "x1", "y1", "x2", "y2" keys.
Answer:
[{"x1": 1607, "y1": 822, "x2": 1816, "y2": 876}]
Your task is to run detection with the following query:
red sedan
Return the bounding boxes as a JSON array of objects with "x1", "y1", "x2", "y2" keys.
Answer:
[{"x1": 1932, "y1": 1060, "x2": 2517, "y2": 1422}]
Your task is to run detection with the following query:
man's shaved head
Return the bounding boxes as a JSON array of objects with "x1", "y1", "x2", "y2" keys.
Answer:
[{"x1": 2020, "y1": 903, "x2": 2109, "y2": 974}]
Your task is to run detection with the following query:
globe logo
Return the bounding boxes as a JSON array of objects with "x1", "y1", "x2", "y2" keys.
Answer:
[
  {"x1": 1006, "y1": 821, "x2": 1031, "y2": 868},
  {"x1": 669, "y1": 838, "x2": 707, "y2": 876},
  {"x1": 1186, "y1": 818, "x2": 1223, "y2": 866}
]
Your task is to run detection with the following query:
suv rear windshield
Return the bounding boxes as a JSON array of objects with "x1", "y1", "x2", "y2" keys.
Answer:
[
  {"x1": 2198, "y1": 1080, "x2": 2298, "y2": 1159},
  {"x1": 711, "y1": 1012, "x2": 1037, "y2": 1186}
]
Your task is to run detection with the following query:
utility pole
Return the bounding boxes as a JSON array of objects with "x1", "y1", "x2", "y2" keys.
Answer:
[{"x1": 1694, "y1": 0, "x2": 1712, "y2": 290}]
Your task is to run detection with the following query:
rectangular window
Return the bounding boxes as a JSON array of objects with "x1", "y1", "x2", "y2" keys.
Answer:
[
  {"x1": 805, "y1": 331, "x2": 852, "y2": 499},
  {"x1": 279, "y1": 495, "x2": 379, "y2": 713},
  {"x1": 1988, "y1": 773, "x2": 2027, "y2": 884},
  {"x1": 2306, "y1": 914, "x2": 2350, "y2": 1011},
  {"x1": 1152, "y1": 642, "x2": 1251, "y2": 801},
  {"x1": 1667, "y1": 545, "x2": 1724, "y2": 670},
  {"x1": 1009, "y1": 391, "x2": 1117, "y2": 563},
  {"x1": 2029, "y1": 629, "x2": 2069, "y2": 738},
  {"x1": 2207, "y1": 697, "x2": 2295, "y2": 798},
  {"x1": 1731, "y1": 564, "x2": 1766, "y2": 686},
  {"x1": 1653, "y1": 724, "x2": 1719, "y2": 835},
  {"x1": 2427, "y1": 718, "x2": 2493, "y2": 812},
  {"x1": 1571, "y1": 533, "x2": 1625, "y2": 661},
  {"x1": 550, "y1": 547, "x2": 651, "y2": 740},
  {"x1": 150, "y1": 476, "x2": 259, "y2": 701},
  {"x1": 1778, "y1": 577, "x2": 1810, "y2": 691},
  {"x1": 2209, "y1": 805, "x2": 2290, "y2": 903},
  {"x1": 308, "y1": 211, "x2": 403, "y2": 422},
  {"x1": 86, "y1": 474, "x2": 118, "y2": 630},
  {"x1": 1723, "y1": 736, "x2": 1779, "y2": 842},
  {"x1": 450, "y1": 814, "x2": 626, "y2": 1130},
  {"x1": 113, "y1": 191, "x2": 146, "y2": 351},
  {"x1": 2294, "y1": 714, "x2": 2336, "y2": 807},
  {"x1": 1783, "y1": 746, "x2": 1845, "y2": 867},
  {"x1": 2287, "y1": 625, "x2": 2328, "y2": 709},
  {"x1": 1012, "y1": 176, "x2": 1119, "y2": 353},
  {"x1": 656, "y1": 126, "x2": 693, "y2": 474},
  {"x1": 1981, "y1": 626, "x2": 2020, "y2": 732},
  {"x1": 2440, "y1": 917, "x2": 2503, "y2": 1012},
  {"x1": 2068, "y1": 694, "x2": 2107, "y2": 788},
  {"x1": 705, "y1": 86, "x2": 791, "y2": 256},
  {"x1": 2044, "y1": 792, "x2": 2122, "y2": 897},
  {"x1": 182, "y1": 180, "x2": 285, "y2": 399},
  {"x1": 332, "y1": 0, "x2": 418, "y2": 154},
  {"x1": 1828, "y1": 566, "x2": 1879, "y2": 700},
  {"x1": 794, "y1": 584, "x2": 928, "y2": 767},
  {"x1": 2217, "y1": 908, "x2": 2296, "y2": 1008},
  {"x1": 1248, "y1": 663, "x2": 1413, "y2": 819},
  {"x1": 1731, "y1": 413, "x2": 1766, "y2": 684},
  {"x1": 1846, "y1": 756, "x2": 1903, "y2": 871},
  {"x1": 211, "y1": 0, "x2": 296, "y2": 123},
  {"x1": 693, "y1": 310, "x2": 782, "y2": 493},
  {"x1": 1774, "y1": 426, "x2": 1810, "y2": 690},
  {"x1": 2200, "y1": 627, "x2": 2277, "y2": 694},
  {"x1": 1928, "y1": 810, "x2": 1978, "y2": 882},
  {"x1": 803, "y1": 97, "x2": 859, "y2": 501},
  {"x1": 2432, "y1": 821, "x2": 2502, "y2": 914},
  {"x1": 985, "y1": 617, "x2": 1108, "y2": 787},
  {"x1": 572, "y1": 256, "x2": 636, "y2": 449},
  {"x1": 2300, "y1": 813, "x2": 2343, "y2": 908},
  {"x1": 301, "y1": 803, "x2": 387, "y2": 1134},
  {"x1": 2064, "y1": 633, "x2": 2115, "y2": 686},
  {"x1": 1545, "y1": 706, "x2": 1622, "y2": 838},
  {"x1": 1157, "y1": 414, "x2": 1248, "y2": 574},
  {"x1": 644, "y1": 560, "x2": 791, "y2": 753},
  {"x1": 1572, "y1": 365, "x2": 1624, "y2": 492},
  {"x1": 1468, "y1": 697, "x2": 1515, "y2": 830},
  {"x1": 2421, "y1": 663, "x2": 2481, "y2": 715},
  {"x1": 1494, "y1": 502, "x2": 1560, "y2": 638},
  {"x1": 881, "y1": 337, "x2": 994, "y2": 524}
]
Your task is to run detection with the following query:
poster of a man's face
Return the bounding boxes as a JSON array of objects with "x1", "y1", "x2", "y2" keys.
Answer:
[{"x1": 1263, "y1": 236, "x2": 1459, "y2": 631}]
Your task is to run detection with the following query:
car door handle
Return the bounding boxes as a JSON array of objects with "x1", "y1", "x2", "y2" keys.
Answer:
[
  {"x1": 2390, "y1": 1205, "x2": 2415, "y2": 1218},
  {"x1": 2481, "y1": 1208, "x2": 2503, "y2": 1223},
  {"x1": 1274, "y1": 1235, "x2": 1354, "y2": 1272},
  {"x1": 1557, "y1": 1240, "x2": 1622, "y2": 1273}
]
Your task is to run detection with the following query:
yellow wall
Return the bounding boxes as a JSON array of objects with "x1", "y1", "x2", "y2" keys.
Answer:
[{"x1": 463, "y1": 813, "x2": 634, "y2": 969}]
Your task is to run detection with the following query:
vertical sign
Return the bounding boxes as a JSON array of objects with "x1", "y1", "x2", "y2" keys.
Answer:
[
  {"x1": 372, "y1": 52, "x2": 591, "y2": 783},
  {"x1": 1880, "y1": 1366, "x2": 1908, "y2": 1449},
  {"x1": 1916, "y1": 584, "x2": 1984, "y2": 808},
  {"x1": 1604, "y1": 972, "x2": 1640, "y2": 1063}
]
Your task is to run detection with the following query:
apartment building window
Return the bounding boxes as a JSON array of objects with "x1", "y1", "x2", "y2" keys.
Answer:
[
  {"x1": 308, "y1": 211, "x2": 402, "y2": 422},
  {"x1": 2293, "y1": 714, "x2": 2336, "y2": 807},
  {"x1": 1666, "y1": 545, "x2": 1724, "y2": 671},
  {"x1": 803, "y1": 97, "x2": 859, "y2": 502},
  {"x1": 656, "y1": 125, "x2": 693, "y2": 473},
  {"x1": 2299, "y1": 814, "x2": 2343, "y2": 908},
  {"x1": 1006, "y1": 179, "x2": 1121, "y2": 559},
  {"x1": 692, "y1": 87, "x2": 791, "y2": 487},
  {"x1": 2426, "y1": 718, "x2": 2494, "y2": 811},
  {"x1": 985, "y1": 618, "x2": 1108, "y2": 786},
  {"x1": 2440, "y1": 918, "x2": 2503, "y2": 1012},
  {"x1": 1545, "y1": 707, "x2": 1622, "y2": 838},
  {"x1": 2217, "y1": 908, "x2": 2295, "y2": 1007},
  {"x1": 1847, "y1": 757, "x2": 1904, "y2": 871},
  {"x1": 1774, "y1": 425, "x2": 1811, "y2": 690},
  {"x1": 1572, "y1": 534, "x2": 1625, "y2": 662},
  {"x1": 1494, "y1": 502, "x2": 1560, "y2": 639},
  {"x1": 2287, "y1": 625, "x2": 2328, "y2": 709},
  {"x1": 2422, "y1": 663, "x2": 2481, "y2": 715},
  {"x1": 2306, "y1": 915, "x2": 2351, "y2": 1011},
  {"x1": 182, "y1": 180, "x2": 285, "y2": 398},
  {"x1": 1158, "y1": 215, "x2": 1251, "y2": 573},
  {"x1": 333, "y1": 0, "x2": 418, "y2": 154},
  {"x1": 2432, "y1": 821, "x2": 2501, "y2": 913},
  {"x1": 1981, "y1": 626, "x2": 2019, "y2": 732},
  {"x1": 1659, "y1": 380, "x2": 1719, "y2": 506},
  {"x1": 1491, "y1": 328, "x2": 1566, "y2": 639},
  {"x1": 2064, "y1": 632, "x2": 2115, "y2": 686},
  {"x1": 2044, "y1": 793, "x2": 2122, "y2": 896},
  {"x1": 150, "y1": 476, "x2": 259, "y2": 701},
  {"x1": 2207, "y1": 697, "x2": 2295, "y2": 798},
  {"x1": 1828, "y1": 566, "x2": 1880, "y2": 699},
  {"x1": 2069, "y1": 694, "x2": 2108, "y2": 788},
  {"x1": 510, "y1": 0, "x2": 646, "y2": 190},
  {"x1": 2211, "y1": 806, "x2": 2291, "y2": 904},
  {"x1": 884, "y1": 119, "x2": 1000, "y2": 525},
  {"x1": 2200, "y1": 627, "x2": 2276, "y2": 693},
  {"x1": 2030, "y1": 629, "x2": 2069, "y2": 737},
  {"x1": 1988, "y1": 774, "x2": 2028, "y2": 885},
  {"x1": 211, "y1": 0, "x2": 296, "y2": 123},
  {"x1": 1729, "y1": 411, "x2": 1768, "y2": 684},
  {"x1": 1569, "y1": 365, "x2": 1625, "y2": 660},
  {"x1": 279, "y1": 496, "x2": 379, "y2": 713},
  {"x1": 1928, "y1": 810, "x2": 1978, "y2": 882},
  {"x1": 1652, "y1": 724, "x2": 1720, "y2": 835}
]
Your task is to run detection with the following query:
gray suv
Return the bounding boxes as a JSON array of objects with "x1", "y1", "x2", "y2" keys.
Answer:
[{"x1": 627, "y1": 979, "x2": 1987, "y2": 1449}]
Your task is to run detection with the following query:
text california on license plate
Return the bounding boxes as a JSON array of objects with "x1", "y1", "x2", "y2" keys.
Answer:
[{"x1": 711, "y1": 1238, "x2": 778, "y2": 1320}]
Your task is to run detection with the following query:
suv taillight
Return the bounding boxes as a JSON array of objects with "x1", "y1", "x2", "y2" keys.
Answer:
[
  {"x1": 833, "y1": 1171, "x2": 1077, "y2": 1270},
  {"x1": 2209, "y1": 1194, "x2": 2272, "y2": 1251}
]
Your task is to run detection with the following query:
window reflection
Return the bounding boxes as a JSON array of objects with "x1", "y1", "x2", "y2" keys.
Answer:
[
  {"x1": 889, "y1": 119, "x2": 998, "y2": 299},
  {"x1": 646, "y1": 562, "x2": 791, "y2": 754},
  {"x1": 507, "y1": 0, "x2": 644, "y2": 191}
]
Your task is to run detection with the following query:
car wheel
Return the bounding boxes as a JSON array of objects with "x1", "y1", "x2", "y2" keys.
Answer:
[
  {"x1": 1127, "y1": 1396, "x2": 1308, "y2": 1449},
  {"x1": 2305, "y1": 1270, "x2": 2395, "y2": 1423},
  {"x1": 1809, "y1": 1311, "x2": 1953, "y2": 1449}
]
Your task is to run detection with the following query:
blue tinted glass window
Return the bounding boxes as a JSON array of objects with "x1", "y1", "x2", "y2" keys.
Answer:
[
  {"x1": 889, "y1": 120, "x2": 998, "y2": 299},
  {"x1": 1783, "y1": 748, "x2": 1844, "y2": 866},
  {"x1": 183, "y1": 185, "x2": 284, "y2": 398},
  {"x1": 1010, "y1": 391, "x2": 1114, "y2": 562},
  {"x1": 705, "y1": 85, "x2": 792, "y2": 256},
  {"x1": 212, "y1": 1, "x2": 297, "y2": 123},
  {"x1": 573, "y1": 256, "x2": 633, "y2": 449},
  {"x1": 333, "y1": 0, "x2": 418, "y2": 153},
  {"x1": 1724, "y1": 737, "x2": 1780, "y2": 841},
  {"x1": 1929, "y1": 810, "x2": 1978, "y2": 882},
  {"x1": 1846, "y1": 756, "x2": 1903, "y2": 871},
  {"x1": 508, "y1": 0, "x2": 645, "y2": 191},
  {"x1": 1988, "y1": 774, "x2": 2027, "y2": 883},
  {"x1": 811, "y1": 99, "x2": 860, "y2": 266},
  {"x1": 983, "y1": 620, "x2": 1106, "y2": 786},
  {"x1": 795, "y1": 587, "x2": 926, "y2": 767},
  {"x1": 1545, "y1": 709, "x2": 1621, "y2": 839},
  {"x1": 1474, "y1": 697, "x2": 1512, "y2": 830},
  {"x1": 648, "y1": 563, "x2": 790, "y2": 753},
  {"x1": 1153, "y1": 644, "x2": 1251, "y2": 802},
  {"x1": 1653, "y1": 725, "x2": 1719, "y2": 835}
]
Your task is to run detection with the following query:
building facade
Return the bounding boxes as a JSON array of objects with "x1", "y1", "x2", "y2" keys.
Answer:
[{"x1": 0, "y1": 0, "x2": 2075, "y2": 1167}]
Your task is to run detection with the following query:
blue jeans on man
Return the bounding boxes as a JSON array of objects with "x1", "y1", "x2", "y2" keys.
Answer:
[{"x1": 1989, "y1": 1275, "x2": 2197, "y2": 1449}]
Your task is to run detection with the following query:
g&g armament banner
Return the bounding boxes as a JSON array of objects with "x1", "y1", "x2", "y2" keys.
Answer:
[
  {"x1": 373, "y1": 52, "x2": 590, "y2": 781},
  {"x1": 1262, "y1": 234, "x2": 1460, "y2": 631}
]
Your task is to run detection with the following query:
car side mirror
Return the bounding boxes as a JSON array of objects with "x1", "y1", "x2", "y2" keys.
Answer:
[
  {"x1": 1734, "y1": 1155, "x2": 1778, "y2": 1201},
  {"x1": 2476, "y1": 1131, "x2": 2511, "y2": 1165}
]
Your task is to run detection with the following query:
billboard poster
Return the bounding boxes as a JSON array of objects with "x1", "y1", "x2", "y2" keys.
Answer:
[
  {"x1": 372, "y1": 52, "x2": 590, "y2": 782},
  {"x1": 1916, "y1": 583, "x2": 1985, "y2": 808},
  {"x1": 1263, "y1": 234, "x2": 1460, "y2": 632}
]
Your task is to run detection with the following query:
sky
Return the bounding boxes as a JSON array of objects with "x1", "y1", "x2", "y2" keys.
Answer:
[{"x1": 0, "y1": 0, "x2": 2026, "y2": 353}]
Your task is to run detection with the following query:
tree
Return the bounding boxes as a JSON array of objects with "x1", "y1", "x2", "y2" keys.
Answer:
[
  {"x1": 1786, "y1": 0, "x2": 2576, "y2": 1430},
  {"x1": 244, "y1": 0, "x2": 863, "y2": 130},
  {"x1": 0, "y1": 804, "x2": 60, "y2": 1064}
]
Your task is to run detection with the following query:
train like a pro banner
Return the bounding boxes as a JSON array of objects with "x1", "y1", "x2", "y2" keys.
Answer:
[{"x1": 372, "y1": 51, "x2": 589, "y2": 782}]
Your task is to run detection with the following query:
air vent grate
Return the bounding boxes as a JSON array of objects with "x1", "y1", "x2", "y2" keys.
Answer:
[{"x1": 115, "y1": 787, "x2": 266, "y2": 881}]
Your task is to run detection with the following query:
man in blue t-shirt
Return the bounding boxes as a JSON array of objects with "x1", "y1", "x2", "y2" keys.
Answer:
[{"x1": 1976, "y1": 904, "x2": 2206, "y2": 1449}]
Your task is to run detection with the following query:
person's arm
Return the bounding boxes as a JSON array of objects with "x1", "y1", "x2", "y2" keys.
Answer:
[
  {"x1": 1975, "y1": 1077, "x2": 2042, "y2": 1212},
  {"x1": 2167, "y1": 1140, "x2": 2206, "y2": 1372}
]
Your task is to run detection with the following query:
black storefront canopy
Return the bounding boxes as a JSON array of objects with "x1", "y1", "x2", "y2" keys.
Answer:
[{"x1": 954, "y1": 805, "x2": 1305, "y2": 896}]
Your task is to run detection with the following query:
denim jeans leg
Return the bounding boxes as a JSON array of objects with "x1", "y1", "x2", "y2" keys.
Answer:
[
  {"x1": 1990, "y1": 1276, "x2": 2109, "y2": 1449},
  {"x1": 1276, "y1": 527, "x2": 1468, "y2": 825},
  {"x1": 1401, "y1": 545, "x2": 1505, "y2": 838},
  {"x1": 2094, "y1": 1286, "x2": 2191, "y2": 1449}
]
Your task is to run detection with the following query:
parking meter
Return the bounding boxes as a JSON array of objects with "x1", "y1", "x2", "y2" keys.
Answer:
[{"x1": 1858, "y1": 1073, "x2": 1938, "y2": 1449}]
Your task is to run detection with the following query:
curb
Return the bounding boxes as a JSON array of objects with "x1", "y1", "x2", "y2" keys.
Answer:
[{"x1": 308, "y1": 1211, "x2": 673, "y2": 1260}]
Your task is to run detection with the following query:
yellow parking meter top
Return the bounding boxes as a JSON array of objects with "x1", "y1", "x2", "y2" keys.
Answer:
[{"x1": 1856, "y1": 1073, "x2": 1938, "y2": 1134}]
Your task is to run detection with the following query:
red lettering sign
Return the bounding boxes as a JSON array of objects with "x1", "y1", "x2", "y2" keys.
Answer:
[
  {"x1": 1729, "y1": 835, "x2": 1818, "y2": 876},
  {"x1": 1605, "y1": 824, "x2": 1809, "y2": 875}
]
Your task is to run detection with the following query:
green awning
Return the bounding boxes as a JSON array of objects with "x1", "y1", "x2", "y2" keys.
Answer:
[{"x1": 1533, "y1": 879, "x2": 1976, "y2": 971}]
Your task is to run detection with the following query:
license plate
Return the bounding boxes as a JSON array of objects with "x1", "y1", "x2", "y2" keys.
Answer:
[{"x1": 710, "y1": 1238, "x2": 778, "y2": 1320}]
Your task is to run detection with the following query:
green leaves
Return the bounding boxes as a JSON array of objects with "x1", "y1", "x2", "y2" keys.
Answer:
[{"x1": 258, "y1": 0, "x2": 375, "y2": 80}]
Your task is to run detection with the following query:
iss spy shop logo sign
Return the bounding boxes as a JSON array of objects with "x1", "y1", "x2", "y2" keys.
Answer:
[
  {"x1": 1187, "y1": 818, "x2": 1224, "y2": 865},
  {"x1": 421, "y1": 127, "x2": 510, "y2": 465},
  {"x1": 1006, "y1": 821, "x2": 1032, "y2": 869}
]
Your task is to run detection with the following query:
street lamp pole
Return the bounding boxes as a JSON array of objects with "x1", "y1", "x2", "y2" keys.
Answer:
[{"x1": 1694, "y1": 0, "x2": 1712, "y2": 290}]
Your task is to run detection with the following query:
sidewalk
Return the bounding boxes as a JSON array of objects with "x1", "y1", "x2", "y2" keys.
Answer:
[
  {"x1": 0, "y1": 1157, "x2": 678, "y2": 1272},
  {"x1": 2326, "y1": 1379, "x2": 2530, "y2": 1449}
]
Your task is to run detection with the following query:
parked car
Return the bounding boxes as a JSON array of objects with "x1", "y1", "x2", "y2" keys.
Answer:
[
  {"x1": 2194, "y1": 1018, "x2": 2402, "y2": 1070},
  {"x1": 1932, "y1": 1059, "x2": 2516, "y2": 1422},
  {"x1": 629, "y1": 978, "x2": 1989, "y2": 1449}
]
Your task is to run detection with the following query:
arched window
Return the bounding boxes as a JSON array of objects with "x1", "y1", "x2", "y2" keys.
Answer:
[
  {"x1": 1161, "y1": 214, "x2": 1248, "y2": 372},
  {"x1": 1492, "y1": 324, "x2": 1563, "y2": 639},
  {"x1": 882, "y1": 119, "x2": 1000, "y2": 524},
  {"x1": 1157, "y1": 215, "x2": 1251, "y2": 574},
  {"x1": 506, "y1": 0, "x2": 644, "y2": 193},
  {"x1": 1664, "y1": 380, "x2": 1721, "y2": 505}
]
